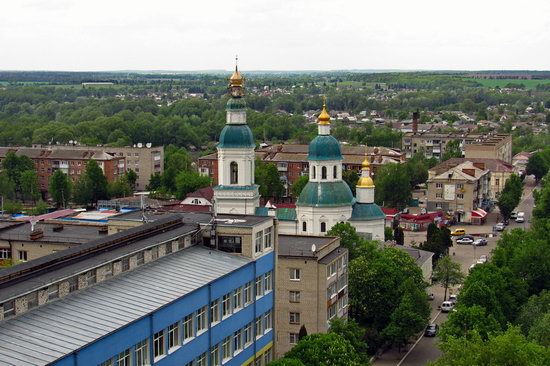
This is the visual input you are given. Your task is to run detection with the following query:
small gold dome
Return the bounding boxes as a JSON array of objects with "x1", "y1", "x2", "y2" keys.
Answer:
[
  {"x1": 361, "y1": 156, "x2": 370, "y2": 169},
  {"x1": 230, "y1": 66, "x2": 243, "y2": 87},
  {"x1": 357, "y1": 176, "x2": 375, "y2": 188},
  {"x1": 318, "y1": 97, "x2": 331, "y2": 125}
]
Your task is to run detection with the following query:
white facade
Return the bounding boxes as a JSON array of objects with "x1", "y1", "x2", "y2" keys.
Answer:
[{"x1": 295, "y1": 206, "x2": 353, "y2": 236}]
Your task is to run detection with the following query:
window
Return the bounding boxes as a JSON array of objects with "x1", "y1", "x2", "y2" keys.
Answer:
[
  {"x1": 136, "y1": 252, "x2": 144, "y2": 265},
  {"x1": 197, "y1": 306, "x2": 207, "y2": 333},
  {"x1": 302, "y1": 221, "x2": 307, "y2": 232},
  {"x1": 495, "y1": 178, "x2": 500, "y2": 185},
  {"x1": 436, "y1": 183, "x2": 443, "y2": 189},
  {"x1": 117, "y1": 349, "x2": 131, "y2": 366},
  {"x1": 211, "y1": 344, "x2": 220, "y2": 366},
  {"x1": 121, "y1": 257, "x2": 130, "y2": 272},
  {"x1": 218, "y1": 236, "x2": 242, "y2": 253},
  {"x1": 99, "y1": 360, "x2": 113, "y2": 366},
  {"x1": 151, "y1": 246, "x2": 159, "y2": 260},
  {"x1": 234, "y1": 287, "x2": 243, "y2": 310},
  {"x1": 165, "y1": 242, "x2": 172, "y2": 254},
  {"x1": 457, "y1": 193, "x2": 464, "y2": 199},
  {"x1": 86, "y1": 269, "x2": 96, "y2": 286},
  {"x1": 338, "y1": 293, "x2": 348, "y2": 310},
  {"x1": 104, "y1": 263, "x2": 113, "y2": 279},
  {"x1": 135, "y1": 339, "x2": 149, "y2": 366},
  {"x1": 327, "y1": 282, "x2": 337, "y2": 299},
  {"x1": 264, "y1": 311, "x2": 272, "y2": 331},
  {"x1": 255, "y1": 231, "x2": 263, "y2": 253},
  {"x1": 244, "y1": 281, "x2": 253, "y2": 305},
  {"x1": 264, "y1": 271, "x2": 272, "y2": 293},
  {"x1": 183, "y1": 314, "x2": 194, "y2": 340},
  {"x1": 312, "y1": 166, "x2": 316, "y2": 179},
  {"x1": 234, "y1": 329, "x2": 243, "y2": 353},
  {"x1": 222, "y1": 294, "x2": 232, "y2": 317},
  {"x1": 168, "y1": 322, "x2": 180, "y2": 349},
  {"x1": 289, "y1": 291, "x2": 301, "y2": 303},
  {"x1": 263, "y1": 227, "x2": 272, "y2": 250},
  {"x1": 321, "y1": 166, "x2": 327, "y2": 180},
  {"x1": 289, "y1": 312, "x2": 300, "y2": 324},
  {"x1": 327, "y1": 303, "x2": 337, "y2": 320},
  {"x1": 456, "y1": 183, "x2": 464, "y2": 189},
  {"x1": 0, "y1": 248, "x2": 10, "y2": 259},
  {"x1": 18, "y1": 250, "x2": 28, "y2": 261},
  {"x1": 230, "y1": 162, "x2": 238, "y2": 184},
  {"x1": 255, "y1": 276, "x2": 264, "y2": 299},
  {"x1": 436, "y1": 193, "x2": 443, "y2": 198},
  {"x1": 436, "y1": 203, "x2": 442, "y2": 209},
  {"x1": 255, "y1": 316, "x2": 263, "y2": 338},
  {"x1": 210, "y1": 299, "x2": 220, "y2": 323},
  {"x1": 290, "y1": 268, "x2": 301, "y2": 281},
  {"x1": 222, "y1": 336, "x2": 231, "y2": 360},
  {"x1": 26, "y1": 292, "x2": 38, "y2": 310},
  {"x1": 48, "y1": 284, "x2": 59, "y2": 300},
  {"x1": 263, "y1": 348, "x2": 273, "y2": 364},
  {"x1": 320, "y1": 222, "x2": 327, "y2": 233},
  {"x1": 289, "y1": 333, "x2": 299, "y2": 345},
  {"x1": 153, "y1": 330, "x2": 165, "y2": 359},
  {"x1": 196, "y1": 352, "x2": 207, "y2": 366},
  {"x1": 244, "y1": 323, "x2": 253, "y2": 345},
  {"x1": 333, "y1": 165, "x2": 337, "y2": 179},
  {"x1": 2, "y1": 300, "x2": 14, "y2": 319}
]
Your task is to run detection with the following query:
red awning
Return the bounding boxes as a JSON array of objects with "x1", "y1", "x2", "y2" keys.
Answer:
[{"x1": 471, "y1": 208, "x2": 488, "y2": 218}]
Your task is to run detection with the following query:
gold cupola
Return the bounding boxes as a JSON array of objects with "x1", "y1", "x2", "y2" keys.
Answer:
[
  {"x1": 318, "y1": 97, "x2": 331, "y2": 125},
  {"x1": 357, "y1": 145, "x2": 375, "y2": 188},
  {"x1": 229, "y1": 65, "x2": 243, "y2": 87}
]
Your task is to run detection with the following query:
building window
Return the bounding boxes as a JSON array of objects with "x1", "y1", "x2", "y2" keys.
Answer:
[
  {"x1": 456, "y1": 183, "x2": 464, "y2": 189},
  {"x1": 312, "y1": 166, "x2": 316, "y2": 179},
  {"x1": 302, "y1": 221, "x2": 307, "y2": 232},
  {"x1": 86, "y1": 269, "x2": 96, "y2": 286},
  {"x1": 234, "y1": 287, "x2": 243, "y2": 310},
  {"x1": 219, "y1": 236, "x2": 242, "y2": 253},
  {"x1": 255, "y1": 276, "x2": 264, "y2": 299},
  {"x1": 289, "y1": 333, "x2": 299, "y2": 345},
  {"x1": 151, "y1": 246, "x2": 159, "y2": 260},
  {"x1": 168, "y1": 322, "x2": 180, "y2": 350},
  {"x1": 197, "y1": 306, "x2": 207, "y2": 333},
  {"x1": 255, "y1": 316, "x2": 263, "y2": 338},
  {"x1": 495, "y1": 178, "x2": 500, "y2": 185},
  {"x1": 18, "y1": 250, "x2": 28, "y2": 262},
  {"x1": 0, "y1": 248, "x2": 10, "y2": 259},
  {"x1": 117, "y1": 349, "x2": 131, "y2": 366},
  {"x1": 211, "y1": 344, "x2": 220, "y2": 366},
  {"x1": 321, "y1": 166, "x2": 327, "y2": 180},
  {"x1": 136, "y1": 252, "x2": 144, "y2": 265},
  {"x1": 320, "y1": 222, "x2": 327, "y2": 233},
  {"x1": 263, "y1": 227, "x2": 272, "y2": 250},
  {"x1": 196, "y1": 352, "x2": 207, "y2": 366},
  {"x1": 153, "y1": 330, "x2": 165, "y2": 359},
  {"x1": 333, "y1": 165, "x2": 337, "y2": 179},
  {"x1": 264, "y1": 348, "x2": 273, "y2": 364},
  {"x1": 1, "y1": 300, "x2": 14, "y2": 319},
  {"x1": 436, "y1": 193, "x2": 443, "y2": 199},
  {"x1": 222, "y1": 294, "x2": 232, "y2": 317},
  {"x1": 234, "y1": 329, "x2": 243, "y2": 353},
  {"x1": 230, "y1": 162, "x2": 238, "y2": 184},
  {"x1": 222, "y1": 336, "x2": 232, "y2": 360},
  {"x1": 264, "y1": 310, "x2": 273, "y2": 331},
  {"x1": 244, "y1": 281, "x2": 253, "y2": 305},
  {"x1": 165, "y1": 242, "x2": 173, "y2": 254},
  {"x1": 48, "y1": 284, "x2": 59, "y2": 300},
  {"x1": 255, "y1": 231, "x2": 263, "y2": 253},
  {"x1": 290, "y1": 268, "x2": 301, "y2": 281},
  {"x1": 436, "y1": 183, "x2": 443, "y2": 189},
  {"x1": 244, "y1": 323, "x2": 253, "y2": 345},
  {"x1": 210, "y1": 299, "x2": 220, "y2": 323},
  {"x1": 289, "y1": 290, "x2": 301, "y2": 303},
  {"x1": 327, "y1": 262, "x2": 336, "y2": 278},
  {"x1": 121, "y1": 257, "x2": 130, "y2": 272},
  {"x1": 289, "y1": 312, "x2": 300, "y2": 324},
  {"x1": 457, "y1": 193, "x2": 464, "y2": 199},
  {"x1": 135, "y1": 339, "x2": 149, "y2": 366},
  {"x1": 436, "y1": 203, "x2": 443, "y2": 209},
  {"x1": 68, "y1": 277, "x2": 78, "y2": 292},
  {"x1": 264, "y1": 271, "x2": 272, "y2": 293},
  {"x1": 327, "y1": 303, "x2": 337, "y2": 320},
  {"x1": 183, "y1": 314, "x2": 194, "y2": 340},
  {"x1": 104, "y1": 263, "x2": 113, "y2": 279},
  {"x1": 99, "y1": 360, "x2": 113, "y2": 366}
]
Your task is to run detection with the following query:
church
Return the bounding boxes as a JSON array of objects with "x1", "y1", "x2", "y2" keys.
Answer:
[{"x1": 213, "y1": 66, "x2": 385, "y2": 240}]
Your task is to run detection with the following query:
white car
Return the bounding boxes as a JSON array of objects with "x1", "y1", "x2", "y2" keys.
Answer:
[
  {"x1": 479, "y1": 255, "x2": 488, "y2": 263},
  {"x1": 510, "y1": 212, "x2": 518, "y2": 219},
  {"x1": 441, "y1": 301, "x2": 454, "y2": 313},
  {"x1": 516, "y1": 212, "x2": 525, "y2": 223},
  {"x1": 449, "y1": 294, "x2": 458, "y2": 304},
  {"x1": 495, "y1": 223, "x2": 505, "y2": 231}
]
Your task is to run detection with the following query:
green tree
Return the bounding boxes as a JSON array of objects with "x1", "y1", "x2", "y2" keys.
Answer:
[
  {"x1": 72, "y1": 175, "x2": 93, "y2": 206},
  {"x1": 255, "y1": 160, "x2": 284, "y2": 200},
  {"x1": 329, "y1": 318, "x2": 369, "y2": 364},
  {"x1": 20, "y1": 170, "x2": 40, "y2": 202},
  {"x1": 48, "y1": 170, "x2": 72, "y2": 208},
  {"x1": 108, "y1": 176, "x2": 132, "y2": 198},
  {"x1": 1, "y1": 151, "x2": 34, "y2": 190},
  {"x1": 84, "y1": 160, "x2": 109, "y2": 204},
  {"x1": 146, "y1": 172, "x2": 162, "y2": 191},
  {"x1": 460, "y1": 281, "x2": 505, "y2": 327},
  {"x1": 517, "y1": 291, "x2": 550, "y2": 336},
  {"x1": 125, "y1": 169, "x2": 138, "y2": 191},
  {"x1": 497, "y1": 191, "x2": 517, "y2": 220},
  {"x1": 528, "y1": 312, "x2": 550, "y2": 346},
  {"x1": 291, "y1": 175, "x2": 309, "y2": 200},
  {"x1": 343, "y1": 169, "x2": 359, "y2": 195},
  {"x1": 442, "y1": 139, "x2": 462, "y2": 161},
  {"x1": 440, "y1": 305, "x2": 501, "y2": 342},
  {"x1": 374, "y1": 164, "x2": 411, "y2": 210},
  {"x1": 394, "y1": 226, "x2": 405, "y2": 245},
  {"x1": 174, "y1": 171, "x2": 211, "y2": 200},
  {"x1": 2, "y1": 200, "x2": 22, "y2": 214},
  {"x1": 268, "y1": 359, "x2": 304, "y2": 366},
  {"x1": 433, "y1": 256, "x2": 464, "y2": 301},
  {"x1": 298, "y1": 325, "x2": 308, "y2": 341},
  {"x1": 327, "y1": 222, "x2": 376, "y2": 260},
  {"x1": 283, "y1": 333, "x2": 363, "y2": 366},
  {"x1": 31, "y1": 199, "x2": 49, "y2": 215},
  {"x1": 384, "y1": 226, "x2": 394, "y2": 241},
  {"x1": 527, "y1": 153, "x2": 549, "y2": 181},
  {"x1": 0, "y1": 171, "x2": 16, "y2": 201},
  {"x1": 406, "y1": 152, "x2": 430, "y2": 188}
]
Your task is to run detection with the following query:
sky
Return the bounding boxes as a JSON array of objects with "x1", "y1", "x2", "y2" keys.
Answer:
[{"x1": 1, "y1": 0, "x2": 549, "y2": 71}]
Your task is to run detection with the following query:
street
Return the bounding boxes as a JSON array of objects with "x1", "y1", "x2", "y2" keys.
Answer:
[{"x1": 373, "y1": 176, "x2": 536, "y2": 366}]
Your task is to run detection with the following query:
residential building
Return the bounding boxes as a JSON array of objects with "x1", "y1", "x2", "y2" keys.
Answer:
[
  {"x1": 463, "y1": 133, "x2": 512, "y2": 163},
  {"x1": 426, "y1": 161, "x2": 491, "y2": 224},
  {"x1": 0, "y1": 213, "x2": 275, "y2": 366},
  {"x1": 512, "y1": 151, "x2": 533, "y2": 174},
  {"x1": 276, "y1": 235, "x2": 348, "y2": 358},
  {"x1": 394, "y1": 245, "x2": 434, "y2": 283}
]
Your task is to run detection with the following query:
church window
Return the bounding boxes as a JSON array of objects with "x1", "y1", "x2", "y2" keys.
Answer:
[
  {"x1": 320, "y1": 222, "x2": 327, "y2": 233},
  {"x1": 312, "y1": 166, "x2": 316, "y2": 179},
  {"x1": 230, "y1": 162, "x2": 238, "y2": 184},
  {"x1": 333, "y1": 166, "x2": 337, "y2": 179},
  {"x1": 321, "y1": 166, "x2": 327, "y2": 180},
  {"x1": 302, "y1": 222, "x2": 307, "y2": 232}
]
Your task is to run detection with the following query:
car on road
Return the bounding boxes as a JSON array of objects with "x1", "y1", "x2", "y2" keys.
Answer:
[
  {"x1": 473, "y1": 238, "x2": 487, "y2": 246},
  {"x1": 456, "y1": 235, "x2": 474, "y2": 245},
  {"x1": 516, "y1": 212, "x2": 525, "y2": 223},
  {"x1": 428, "y1": 293, "x2": 435, "y2": 301},
  {"x1": 451, "y1": 228, "x2": 466, "y2": 236},
  {"x1": 424, "y1": 324, "x2": 439, "y2": 337},
  {"x1": 495, "y1": 223, "x2": 505, "y2": 231},
  {"x1": 510, "y1": 212, "x2": 518, "y2": 219},
  {"x1": 479, "y1": 255, "x2": 488, "y2": 263},
  {"x1": 441, "y1": 301, "x2": 454, "y2": 312},
  {"x1": 449, "y1": 294, "x2": 458, "y2": 304}
]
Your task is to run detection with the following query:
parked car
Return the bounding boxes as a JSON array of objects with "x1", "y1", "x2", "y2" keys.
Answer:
[
  {"x1": 441, "y1": 301, "x2": 454, "y2": 312},
  {"x1": 516, "y1": 212, "x2": 525, "y2": 223},
  {"x1": 456, "y1": 236, "x2": 474, "y2": 245},
  {"x1": 449, "y1": 294, "x2": 458, "y2": 304},
  {"x1": 479, "y1": 255, "x2": 488, "y2": 263},
  {"x1": 473, "y1": 238, "x2": 487, "y2": 246},
  {"x1": 495, "y1": 223, "x2": 505, "y2": 231},
  {"x1": 428, "y1": 293, "x2": 435, "y2": 301},
  {"x1": 510, "y1": 212, "x2": 518, "y2": 219},
  {"x1": 451, "y1": 228, "x2": 466, "y2": 236},
  {"x1": 425, "y1": 324, "x2": 439, "y2": 337},
  {"x1": 469, "y1": 263, "x2": 477, "y2": 272}
]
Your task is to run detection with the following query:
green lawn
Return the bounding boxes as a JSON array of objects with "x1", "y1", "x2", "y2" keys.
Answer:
[{"x1": 464, "y1": 78, "x2": 550, "y2": 90}]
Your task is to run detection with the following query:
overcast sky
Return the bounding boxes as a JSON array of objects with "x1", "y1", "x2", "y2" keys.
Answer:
[{"x1": 1, "y1": 0, "x2": 549, "y2": 71}]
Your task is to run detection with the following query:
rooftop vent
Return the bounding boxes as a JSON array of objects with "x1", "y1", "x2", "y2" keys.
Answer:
[
  {"x1": 52, "y1": 224, "x2": 64, "y2": 232},
  {"x1": 30, "y1": 229, "x2": 44, "y2": 241},
  {"x1": 98, "y1": 226, "x2": 108, "y2": 234}
]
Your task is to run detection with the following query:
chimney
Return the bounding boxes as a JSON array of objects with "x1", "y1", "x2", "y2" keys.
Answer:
[
  {"x1": 462, "y1": 168, "x2": 476, "y2": 177},
  {"x1": 473, "y1": 162, "x2": 485, "y2": 170},
  {"x1": 30, "y1": 228, "x2": 44, "y2": 241},
  {"x1": 412, "y1": 109, "x2": 420, "y2": 134}
]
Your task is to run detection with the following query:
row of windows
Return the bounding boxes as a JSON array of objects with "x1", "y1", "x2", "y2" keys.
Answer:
[
  {"x1": 435, "y1": 183, "x2": 465, "y2": 189},
  {"x1": 311, "y1": 165, "x2": 338, "y2": 180},
  {"x1": 326, "y1": 255, "x2": 347, "y2": 279},
  {"x1": 435, "y1": 193, "x2": 464, "y2": 199},
  {"x1": 301, "y1": 221, "x2": 331, "y2": 233},
  {"x1": 254, "y1": 227, "x2": 273, "y2": 253},
  {"x1": 99, "y1": 338, "x2": 149, "y2": 366}
]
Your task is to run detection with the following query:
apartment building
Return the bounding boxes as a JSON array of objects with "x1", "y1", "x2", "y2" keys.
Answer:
[
  {"x1": 0, "y1": 213, "x2": 276, "y2": 366},
  {"x1": 427, "y1": 161, "x2": 491, "y2": 224},
  {"x1": 463, "y1": 134, "x2": 512, "y2": 163},
  {"x1": 276, "y1": 235, "x2": 348, "y2": 358}
]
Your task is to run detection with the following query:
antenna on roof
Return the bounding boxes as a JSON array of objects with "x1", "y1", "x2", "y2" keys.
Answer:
[
  {"x1": 311, "y1": 244, "x2": 316, "y2": 253},
  {"x1": 141, "y1": 194, "x2": 149, "y2": 224}
]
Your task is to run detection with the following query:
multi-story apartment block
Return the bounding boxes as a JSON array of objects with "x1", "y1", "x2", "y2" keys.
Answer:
[
  {"x1": 275, "y1": 235, "x2": 348, "y2": 358},
  {"x1": 0, "y1": 213, "x2": 275, "y2": 366},
  {"x1": 402, "y1": 132, "x2": 512, "y2": 163},
  {"x1": 426, "y1": 161, "x2": 491, "y2": 224}
]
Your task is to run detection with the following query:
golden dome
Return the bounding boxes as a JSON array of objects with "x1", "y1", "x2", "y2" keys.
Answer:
[
  {"x1": 357, "y1": 144, "x2": 374, "y2": 187},
  {"x1": 230, "y1": 66, "x2": 244, "y2": 87},
  {"x1": 357, "y1": 175, "x2": 375, "y2": 188},
  {"x1": 318, "y1": 97, "x2": 331, "y2": 125},
  {"x1": 361, "y1": 156, "x2": 370, "y2": 169}
]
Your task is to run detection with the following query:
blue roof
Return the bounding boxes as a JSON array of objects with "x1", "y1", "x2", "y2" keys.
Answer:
[
  {"x1": 308, "y1": 135, "x2": 343, "y2": 161},
  {"x1": 218, "y1": 124, "x2": 255, "y2": 149},
  {"x1": 254, "y1": 207, "x2": 297, "y2": 221},
  {"x1": 296, "y1": 181, "x2": 354, "y2": 207},
  {"x1": 349, "y1": 203, "x2": 386, "y2": 221}
]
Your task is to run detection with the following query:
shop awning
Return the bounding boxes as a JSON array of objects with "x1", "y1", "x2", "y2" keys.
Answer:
[{"x1": 471, "y1": 208, "x2": 488, "y2": 218}]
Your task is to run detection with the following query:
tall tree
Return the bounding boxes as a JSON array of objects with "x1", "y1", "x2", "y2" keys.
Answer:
[
  {"x1": 433, "y1": 255, "x2": 464, "y2": 301},
  {"x1": 291, "y1": 175, "x2": 309, "y2": 200},
  {"x1": 255, "y1": 160, "x2": 284, "y2": 200},
  {"x1": 20, "y1": 170, "x2": 40, "y2": 203},
  {"x1": 329, "y1": 318, "x2": 369, "y2": 364},
  {"x1": 146, "y1": 172, "x2": 162, "y2": 191},
  {"x1": 0, "y1": 171, "x2": 16, "y2": 201},
  {"x1": 283, "y1": 333, "x2": 363, "y2": 366},
  {"x1": 125, "y1": 169, "x2": 138, "y2": 191},
  {"x1": 442, "y1": 139, "x2": 462, "y2": 161},
  {"x1": 527, "y1": 153, "x2": 549, "y2": 181},
  {"x1": 374, "y1": 164, "x2": 412, "y2": 210},
  {"x1": 84, "y1": 160, "x2": 109, "y2": 205},
  {"x1": 343, "y1": 170, "x2": 359, "y2": 195},
  {"x1": 49, "y1": 170, "x2": 72, "y2": 208},
  {"x1": 174, "y1": 171, "x2": 211, "y2": 200},
  {"x1": 440, "y1": 305, "x2": 501, "y2": 342}
]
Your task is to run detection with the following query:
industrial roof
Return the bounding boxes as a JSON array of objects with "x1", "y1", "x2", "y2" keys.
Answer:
[
  {"x1": 278, "y1": 235, "x2": 337, "y2": 258},
  {"x1": 0, "y1": 246, "x2": 251, "y2": 365},
  {"x1": 0, "y1": 222, "x2": 103, "y2": 244}
]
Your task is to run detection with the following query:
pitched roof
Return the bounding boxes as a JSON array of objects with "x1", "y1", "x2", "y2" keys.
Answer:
[
  {"x1": 186, "y1": 187, "x2": 214, "y2": 202},
  {"x1": 430, "y1": 158, "x2": 513, "y2": 175},
  {"x1": 431, "y1": 161, "x2": 490, "y2": 182}
]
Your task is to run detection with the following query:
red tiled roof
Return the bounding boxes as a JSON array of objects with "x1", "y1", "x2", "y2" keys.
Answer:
[{"x1": 186, "y1": 187, "x2": 214, "y2": 202}]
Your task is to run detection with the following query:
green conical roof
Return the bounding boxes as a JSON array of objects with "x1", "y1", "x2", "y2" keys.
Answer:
[
  {"x1": 308, "y1": 135, "x2": 343, "y2": 161},
  {"x1": 218, "y1": 124, "x2": 255, "y2": 149},
  {"x1": 296, "y1": 181, "x2": 354, "y2": 207}
]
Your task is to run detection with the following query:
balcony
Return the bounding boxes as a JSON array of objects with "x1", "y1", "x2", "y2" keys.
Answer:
[{"x1": 277, "y1": 163, "x2": 288, "y2": 172}]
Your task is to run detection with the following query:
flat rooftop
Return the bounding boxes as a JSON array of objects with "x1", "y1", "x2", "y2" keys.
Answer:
[
  {"x1": 278, "y1": 235, "x2": 338, "y2": 258},
  {"x1": 0, "y1": 246, "x2": 250, "y2": 365},
  {"x1": 111, "y1": 211, "x2": 271, "y2": 228},
  {"x1": 0, "y1": 222, "x2": 103, "y2": 244}
]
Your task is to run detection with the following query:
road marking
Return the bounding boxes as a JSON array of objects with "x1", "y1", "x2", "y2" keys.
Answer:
[{"x1": 396, "y1": 310, "x2": 442, "y2": 366}]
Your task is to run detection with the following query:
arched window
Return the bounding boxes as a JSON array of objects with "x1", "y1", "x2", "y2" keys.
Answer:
[
  {"x1": 230, "y1": 162, "x2": 238, "y2": 184},
  {"x1": 333, "y1": 166, "x2": 337, "y2": 179},
  {"x1": 321, "y1": 166, "x2": 327, "y2": 180},
  {"x1": 302, "y1": 221, "x2": 307, "y2": 232},
  {"x1": 320, "y1": 222, "x2": 326, "y2": 233},
  {"x1": 312, "y1": 166, "x2": 316, "y2": 179}
]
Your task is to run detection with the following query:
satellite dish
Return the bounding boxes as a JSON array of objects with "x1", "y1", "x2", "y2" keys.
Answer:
[
  {"x1": 137, "y1": 143, "x2": 143, "y2": 148},
  {"x1": 69, "y1": 140, "x2": 73, "y2": 144},
  {"x1": 311, "y1": 244, "x2": 316, "y2": 252},
  {"x1": 146, "y1": 142, "x2": 152, "y2": 148},
  {"x1": 133, "y1": 144, "x2": 137, "y2": 148}
]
